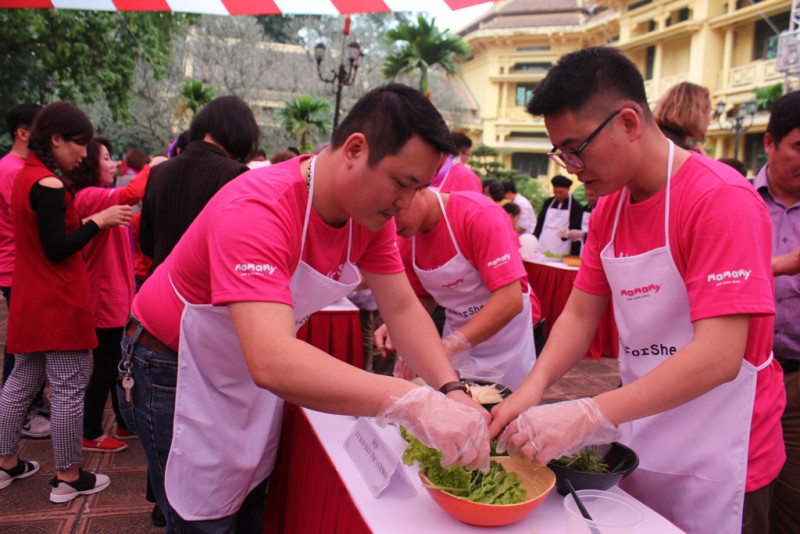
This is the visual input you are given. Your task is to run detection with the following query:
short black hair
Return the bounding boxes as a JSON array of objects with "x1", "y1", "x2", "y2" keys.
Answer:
[
  {"x1": 6, "y1": 103, "x2": 41, "y2": 139},
  {"x1": 189, "y1": 95, "x2": 260, "y2": 163},
  {"x1": 332, "y1": 83, "x2": 455, "y2": 167},
  {"x1": 502, "y1": 180, "x2": 517, "y2": 194},
  {"x1": 451, "y1": 132, "x2": 472, "y2": 153},
  {"x1": 169, "y1": 130, "x2": 190, "y2": 158},
  {"x1": 503, "y1": 202, "x2": 520, "y2": 217},
  {"x1": 528, "y1": 47, "x2": 649, "y2": 119},
  {"x1": 717, "y1": 158, "x2": 747, "y2": 176},
  {"x1": 766, "y1": 91, "x2": 800, "y2": 147},
  {"x1": 487, "y1": 180, "x2": 505, "y2": 202}
]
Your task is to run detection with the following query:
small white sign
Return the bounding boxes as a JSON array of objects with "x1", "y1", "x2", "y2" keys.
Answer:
[{"x1": 344, "y1": 418, "x2": 416, "y2": 498}]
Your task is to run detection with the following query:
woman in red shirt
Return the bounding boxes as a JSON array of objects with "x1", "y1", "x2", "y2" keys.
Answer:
[{"x1": 0, "y1": 102, "x2": 131, "y2": 503}]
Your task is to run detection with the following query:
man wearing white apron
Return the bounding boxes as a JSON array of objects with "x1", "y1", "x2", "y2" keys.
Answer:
[
  {"x1": 534, "y1": 174, "x2": 583, "y2": 256},
  {"x1": 491, "y1": 47, "x2": 785, "y2": 534},
  {"x1": 375, "y1": 189, "x2": 539, "y2": 391},
  {"x1": 118, "y1": 85, "x2": 491, "y2": 533}
]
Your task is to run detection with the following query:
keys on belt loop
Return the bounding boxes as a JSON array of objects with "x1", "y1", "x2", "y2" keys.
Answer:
[{"x1": 119, "y1": 317, "x2": 144, "y2": 407}]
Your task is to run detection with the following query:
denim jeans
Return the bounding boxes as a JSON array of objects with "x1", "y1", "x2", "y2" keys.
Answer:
[{"x1": 118, "y1": 331, "x2": 267, "y2": 534}]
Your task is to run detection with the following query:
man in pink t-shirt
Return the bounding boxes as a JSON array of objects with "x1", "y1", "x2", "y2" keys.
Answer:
[
  {"x1": 376, "y1": 189, "x2": 538, "y2": 390},
  {"x1": 120, "y1": 85, "x2": 492, "y2": 532},
  {"x1": 490, "y1": 48, "x2": 783, "y2": 534},
  {"x1": 0, "y1": 103, "x2": 50, "y2": 439}
]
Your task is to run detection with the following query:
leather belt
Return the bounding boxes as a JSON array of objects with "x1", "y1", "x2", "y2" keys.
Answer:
[
  {"x1": 778, "y1": 359, "x2": 800, "y2": 375},
  {"x1": 125, "y1": 317, "x2": 178, "y2": 358}
]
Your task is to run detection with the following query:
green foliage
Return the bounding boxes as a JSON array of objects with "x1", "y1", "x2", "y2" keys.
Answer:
[
  {"x1": 279, "y1": 94, "x2": 332, "y2": 154},
  {"x1": 254, "y1": 14, "x2": 301, "y2": 44},
  {"x1": 180, "y1": 77, "x2": 216, "y2": 115},
  {"x1": 0, "y1": 9, "x2": 193, "y2": 122},
  {"x1": 381, "y1": 15, "x2": 470, "y2": 95},
  {"x1": 468, "y1": 144, "x2": 549, "y2": 213},
  {"x1": 753, "y1": 83, "x2": 784, "y2": 111}
]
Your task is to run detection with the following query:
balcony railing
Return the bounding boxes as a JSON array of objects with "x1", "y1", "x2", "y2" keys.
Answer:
[{"x1": 720, "y1": 59, "x2": 782, "y2": 88}]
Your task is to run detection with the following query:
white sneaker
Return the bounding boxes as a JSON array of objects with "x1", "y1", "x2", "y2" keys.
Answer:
[
  {"x1": 49, "y1": 469, "x2": 110, "y2": 503},
  {"x1": 21, "y1": 414, "x2": 50, "y2": 439},
  {"x1": 0, "y1": 459, "x2": 40, "y2": 490}
]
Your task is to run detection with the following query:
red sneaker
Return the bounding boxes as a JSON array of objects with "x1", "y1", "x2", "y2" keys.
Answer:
[
  {"x1": 82, "y1": 435, "x2": 128, "y2": 453},
  {"x1": 113, "y1": 427, "x2": 135, "y2": 440}
]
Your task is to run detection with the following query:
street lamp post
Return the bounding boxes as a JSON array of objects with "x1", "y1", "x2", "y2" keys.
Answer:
[
  {"x1": 716, "y1": 98, "x2": 758, "y2": 160},
  {"x1": 314, "y1": 17, "x2": 364, "y2": 131}
]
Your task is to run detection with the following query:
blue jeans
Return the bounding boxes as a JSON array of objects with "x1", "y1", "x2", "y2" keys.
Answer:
[{"x1": 118, "y1": 332, "x2": 268, "y2": 534}]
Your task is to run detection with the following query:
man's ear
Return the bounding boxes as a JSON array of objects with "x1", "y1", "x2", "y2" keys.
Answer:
[
  {"x1": 16, "y1": 128, "x2": 30, "y2": 143},
  {"x1": 763, "y1": 132, "x2": 775, "y2": 155},
  {"x1": 619, "y1": 106, "x2": 644, "y2": 141},
  {"x1": 341, "y1": 133, "x2": 367, "y2": 169}
]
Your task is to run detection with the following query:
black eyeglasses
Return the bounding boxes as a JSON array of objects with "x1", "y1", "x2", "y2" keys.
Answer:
[{"x1": 548, "y1": 109, "x2": 621, "y2": 171}]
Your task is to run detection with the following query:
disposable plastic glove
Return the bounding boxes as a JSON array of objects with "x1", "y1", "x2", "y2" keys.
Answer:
[
  {"x1": 496, "y1": 397, "x2": 620, "y2": 464},
  {"x1": 391, "y1": 356, "x2": 417, "y2": 381},
  {"x1": 565, "y1": 229, "x2": 584, "y2": 241},
  {"x1": 442, "y1": 331, "x2": 471, "y2": 359},
  {"x1": 377, "y1": 386, "x2": 491, "y2": 472}
]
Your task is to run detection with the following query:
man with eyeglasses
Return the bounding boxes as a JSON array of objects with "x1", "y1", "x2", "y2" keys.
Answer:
[{"x1": 490, "y1": 47, "x2": 784, "y2": 534}]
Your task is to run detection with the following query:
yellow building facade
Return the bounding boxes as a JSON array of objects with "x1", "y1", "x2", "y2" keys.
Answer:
[{"x1": 457, "y1": 0, "x2": 796, "y2": 180}]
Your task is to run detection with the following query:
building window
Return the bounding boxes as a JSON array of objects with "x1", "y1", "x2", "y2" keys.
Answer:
[
  {"x1": 753, "y1": 12, "x2": 790, "y2": 60},
  {"x1": 512, "y1": 153, "x2": 550, "y2": 177},
  {"x1": 516, "y1": 45, "x2": 550, "y2": 52},
  {"x1": 743, "y1": 133, "x2": 766, "y2": 175},
  {"x1": 512, "y1": 62, "x2": 551, "y2": 71},
  {"x1": 629, "y1": 0, "x2": 652, "y2": 10},
  {"x1": 645, "y1": 46, "x2": 656, "y2": 80},
  {"x1": 516, "y1": 83, "x2": 537, "y2": 106}
]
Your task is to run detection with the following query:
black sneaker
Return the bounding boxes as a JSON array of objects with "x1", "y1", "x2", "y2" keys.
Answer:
[
  {"x1": 49, "y1": 469, "x2": 110, "y2": 503},
  {"x1": 151, "y1": 504, "x2": 166, "y2": 527},
  {"x1": 0, "y1": 459, "x2": 40, "y2": 490}
]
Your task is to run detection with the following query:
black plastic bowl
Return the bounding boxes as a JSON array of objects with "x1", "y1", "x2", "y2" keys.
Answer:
[
  {"x1": 548, "y1": 442, "x2": 639, "y2": 496},
  {"x1": 460, "y1": 379, "x2": 511, "y2": 412}
]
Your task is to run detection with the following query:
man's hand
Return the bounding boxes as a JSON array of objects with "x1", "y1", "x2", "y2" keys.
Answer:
[{"x1": 773, "y1": 247, "x2": 800, "y2": 276}]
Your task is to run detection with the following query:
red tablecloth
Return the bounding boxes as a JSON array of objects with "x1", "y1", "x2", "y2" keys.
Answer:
[
  {"x1": 525, "y1": 261, "x2": 618, "y2": 359},
  {"x1": 262, "y1": 404, "x2": 370, "y2": 534},
  {"x1": 295, "y1": 309, "x2": 363, "y2": 368}
]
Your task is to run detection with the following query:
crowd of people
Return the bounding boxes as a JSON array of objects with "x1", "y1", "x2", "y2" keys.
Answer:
[{"x1": 0, "y1": 45, "x2": 796, "y2": 534}]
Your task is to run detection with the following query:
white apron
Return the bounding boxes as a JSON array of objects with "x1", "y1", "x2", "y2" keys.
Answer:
[
  {"x1": 602, "y1": 142, "x2": 769, "y2": 534},
  {"x1": 576, "y1": 209, "x2": 592, "y2": 257},
  {"x1": 412, "y1": 193, "x2": 535, "y2": 391},
  {"x1": 164, "y1": 157, "x2": 361, "y2": 520},
  {"x1": 538, "y1": 195, "x2": 572, "y2": 256}
]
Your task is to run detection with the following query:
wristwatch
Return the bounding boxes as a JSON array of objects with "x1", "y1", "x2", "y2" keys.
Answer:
[{"x1": 438, "y1": 381, "x2": 469, "y2": 395}]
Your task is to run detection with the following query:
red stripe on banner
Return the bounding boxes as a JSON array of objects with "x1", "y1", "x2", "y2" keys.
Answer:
[
  {"x1": 221, "y1": 0, "x2": 282, "y2": 15},
  {"x1": 331, "y1": 0, "x2": 390, "y2": 14},
  {"x1": 0, "y1": 0, "x2": 53, "y2": 7},
  {"x1": 444, "y1": 0, "x2": 495, "y2": 10},
  {"x1": 114, "y1": 0, "x2": 170, "y2": 11}
]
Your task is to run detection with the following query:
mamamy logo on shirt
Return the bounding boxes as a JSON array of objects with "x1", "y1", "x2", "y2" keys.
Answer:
[
  {"x1": 706, "y1": 268, "x2": 751, "y2": 286},
  {"x1": 620, "y1": 283, "x2": 662, "y2": 301},
  {"x1": 487, "y1": 253, "x2": 511, "y2": 269},
  {"x1": 234, "y1": 263, "x2": 277, "y2": 276}
]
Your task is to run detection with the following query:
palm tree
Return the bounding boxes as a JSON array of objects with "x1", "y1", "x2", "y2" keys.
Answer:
[
  {"x1": 279, "y1": 94, "x2": 332, "y2": 154},
  {"x1": 381, "y1": 16, "x2": 470, "y2": 96},
  {"x1": 180, "y1": 78, "x2": 216, "y2": 115}
]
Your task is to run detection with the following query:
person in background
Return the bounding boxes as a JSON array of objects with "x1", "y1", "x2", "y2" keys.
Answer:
[
  {"x1": 376, "y1": 188, "x2": 538, "y2": 391},
  {"x1": 491, "y1": 47, "x2": 783, "y2": 534},
  {"x1": 166, "y1": 131, "x2": 190, "y2": 159},
  {"x1": 247, "y1": 149, "x2": 270, "y2": 169},
  {"x1": 502, "y1": 202, "x2": 522, "y2": 232},
  {"x1": 754, "y1": 90, "x2": 800, "y2": 534},
  {"x1": 719, "y1": 157, "x2": 748, "y2": 177},
  {"x1": 71, "y1": 137, "x2": 163, "y2": 453},
  {"x1": 119, "y1": 84, "x2": 489, "y2": 533},
  {"x1": 534, "y1": 175, "x2": 583, "y2": 256},
  {"x1": 116, "y1": 148, "x2": 149, "y2": 190},
  {"x1": 139, "y1": 95, "x2": 259, "y2": 273},
  {"x1": 432, "y1": 132, "x2": 482, "y2": 194},
  {"x1": 0, "y1": 102, "x2": 132, "y2": 502},
  {"x1": 487, "y1": 180, "x2": 509, "y2": 206},
  {"x1": 502, "y1": 180, "x2": 536, "y2": 234},
  {"x1": 348, "y1": 287, "x2": 395, "y2": 375},
  {"x1": 0, "y1": 103, "x2": 51, "y2": 440},
  {"x1": 653, "y1": 81, "x2": 711, "y2": 155},
  {"x1": 563, "y1": 186, "x2": 600, "y2": 255},
  {"x1": 269, "y1": 150, "x2": 296, "y2": 165}
]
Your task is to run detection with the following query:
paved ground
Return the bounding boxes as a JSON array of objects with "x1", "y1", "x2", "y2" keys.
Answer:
[{"x1": 0, "y1": 301, "x2": 620, "y2": 533}]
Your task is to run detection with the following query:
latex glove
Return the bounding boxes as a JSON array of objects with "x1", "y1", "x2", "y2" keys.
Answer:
[
  {"x1": 373, "y1": 323, "x2": 395, "y2": 358},
  {"x1": 565, "y1": 229, "x2": 584, "y2": 241},
  {"x1": 496, "y1": 397, "x2": 620, "y2": 465},
  {"x1": 442, "y1": 331, "x2": 471, "y2": 359},
  {"x1": 377, "y1": 386, "x2": 490, "y2": 471},
  {"x1": 392, "y1": 356, "x2": 417, "y2": 381}
]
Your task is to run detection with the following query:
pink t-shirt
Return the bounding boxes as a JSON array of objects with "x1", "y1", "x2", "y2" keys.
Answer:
[
  {"x1": 132, "y1": 157, "x2": 404, "y2": 351},
  {"x1": 438, "y1": 163, "x2": 483, "y2": 194},
  {"x1": 575, "y1": 153, "x2": 782, "y2": 492},
  {"x1": 75, "y1": 188, "x2": 136, "y2": 328},
  {"x1": 0, "y1": 153, "x2": 25, "y2": 286},
  {"x1": 401, "y1": 192, "x2": 541, "y2": 322}
]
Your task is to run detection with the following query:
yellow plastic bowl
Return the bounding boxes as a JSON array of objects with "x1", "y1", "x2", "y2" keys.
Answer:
[{"x1": 419, "y1": 457, "x2": 556, "y2": 527}]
